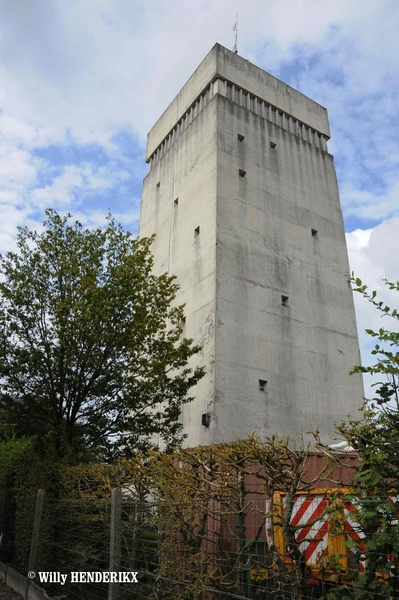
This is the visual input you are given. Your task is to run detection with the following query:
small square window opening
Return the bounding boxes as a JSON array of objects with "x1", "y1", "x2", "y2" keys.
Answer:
[
  {"x1": 194, "y1": 226, "x2": 200, "y2": 237},
  {"x1": 237, "y1": 133, "x2": 245, "y2": 141},
  {"x1": 174, "y1": 198, "x2": 179, "y2": 206},
  {"x1": 201, "y1": 413, "x2": 211, "y2": 427},
  {"x1": 259, "y1": 379, "x2": 267, "y2": 392},
  {"x1": 270, "y1": 141, "x2": 276, "y2": 148},
  {"x1": 311, "y1": 229, "x2": 318, "y2": 236},
  {"x1": 239, "y1": 169, "x2": 246, "y2": 177},
  {"x1": 281, "y1": 295, "x2": 289, "y2": 306}
]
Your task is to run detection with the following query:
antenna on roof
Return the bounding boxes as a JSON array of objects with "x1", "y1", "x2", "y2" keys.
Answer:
[{"x1": 232, "y1": 13, "x2": 238, "y2": 54}]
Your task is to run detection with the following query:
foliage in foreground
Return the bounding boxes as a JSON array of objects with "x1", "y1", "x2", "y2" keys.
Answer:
[
  {"x1": 332, "y1": 276, "x2": 399, "y2": 599},
  {"x1": 0, "y1": 210, "x2": 205, "y2": 460},
  {"x1": 3, "y1": 435, "x2": 333, "y2": 600}
]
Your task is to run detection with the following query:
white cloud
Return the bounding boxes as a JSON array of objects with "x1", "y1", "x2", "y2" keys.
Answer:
[
  {"x1": 29, "y1": 163, "x2": 131, "y2": 209},
  {"x1": 0, "y1": 0, "x2": 398, "y2": 414},
  {"x1": 0, "y1": 0, "x2": 396, "y2": 235},
  {"x1": 0, "y1": 148, "x2": 37, "y2": 190},
  {"x1": 347, "y1": 218, "x2": 399, "y2": 401},
  {"x1": 0, "y1": 0, "x2": 392, "y2": 142},
  {"x1": 348, "y1": 218, "x2": 399, "y2": 291},
  {"x1": 0, "y1": 204, "x2": 31, "y2": 254},
  {"x1": 0, "y1": 2, "x2": 396, "y2": 215},
  {"x1": 340, "y1": 181, "x2": 399, "y2": 222},
  {"x1": 71, "y1": 206, "x2": 141, "y2": 229}
]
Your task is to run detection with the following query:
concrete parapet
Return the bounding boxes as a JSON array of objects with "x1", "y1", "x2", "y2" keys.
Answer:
[
  {"x1": 27, "y1": 580, "x2": 53, "y2": 600},
  {"x1": 146, "y1": 43, "x2": 330, "y2": 160},
  {"x1": 6, "y1": 566, "x2": 28, "y2": 598},
  {"x1": 0, "y1": 562, "x2": 53, "y2": 600},
  {"x1": 0, "y1": 560, "x2": 8, "y2": 578}
]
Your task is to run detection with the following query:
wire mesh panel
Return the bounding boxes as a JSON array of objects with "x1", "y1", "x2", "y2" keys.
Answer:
[
  {"x1": 34, "y1": 498, "x2": 111, "y2": 600},
  {"x1": 247, "y1": 540, "x2": 287, "y2": 600},
  {"x1": 119, "y1": 500, "x2": 158, "y2": 598},
  {"x1": 4, "y1": 490, "x2": 399, "y2": 600}
]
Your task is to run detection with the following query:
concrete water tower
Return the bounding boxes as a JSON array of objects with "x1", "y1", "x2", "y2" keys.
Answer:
[{"x1": 139, "y1": 43, "x2": 363, "y2": 447}]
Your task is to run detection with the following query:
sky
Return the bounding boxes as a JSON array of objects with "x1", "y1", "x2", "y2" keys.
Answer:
[{"x1": 0, "y1": 0, "x2": 398, "y2": 405}]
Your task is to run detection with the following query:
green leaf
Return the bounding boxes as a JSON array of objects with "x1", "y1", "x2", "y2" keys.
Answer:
[
  {"x1": 337, "y1": 275, "x2": 399, "y2": 597},
  {"x1": 0, "y1": 210, "x2": 205, "y2": 460}
]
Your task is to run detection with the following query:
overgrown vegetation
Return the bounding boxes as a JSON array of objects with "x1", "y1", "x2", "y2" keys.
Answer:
[
  {"x1": 0, "y1": 210, "x2": 204, "y2": 461},
  {"x1": 3, "y1": 214, "x2": 399, "y2": 599},
  {"x1": 328, "y1": 276, "x2": 399, "y2": 599},
  {"x1": 147, "y1": 435, "x2": 331, "y2": 600},
  {"x1": 0, "y1": 435, "x2": 336, "y2": 600}
]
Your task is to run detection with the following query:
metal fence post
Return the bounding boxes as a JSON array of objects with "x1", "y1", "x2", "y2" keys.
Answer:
[
  {"x1": 28, "y1": 489, "x2": 45, "y2": 573},
  {"x1": 25, "y1": 489, "x2": 45, "y2": 599},
  {"x1": 0, "y1": 490, "x2": 5, "y2": 551},
  {"x1": 108, "y1": 488, "x2": 122, "y2": 600}
]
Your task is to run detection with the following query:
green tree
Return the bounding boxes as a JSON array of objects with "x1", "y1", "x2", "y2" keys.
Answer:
[
  {"x1": 350, "y1": 276, "x2": 399, "y2": 412},
  {"x1": 342, "y1": 276, "x2": 399, "y2": 480},
  {"x1": 0, "y1": 210, "x2": 204, "y2": 460},
  {"x1": 335, "y1": 276, "x2": 399, "y2": 599}
]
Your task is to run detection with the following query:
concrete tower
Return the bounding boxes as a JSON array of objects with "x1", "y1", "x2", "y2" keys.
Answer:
[{"x1": 139, "y1": 44, "x2": 363, "y2": 447}]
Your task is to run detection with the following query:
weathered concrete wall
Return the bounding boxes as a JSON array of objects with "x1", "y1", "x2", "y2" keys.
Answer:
[
  {"x1": 146, "y1": 48, "x2": 217, "y2": 161},
  {"x1": 147, "y1": 44, "x2": 330, "y2": 161},
  {"x1": 139, "y1": 44, "x2": 363, "y2": 447},
  {"x1": 0, "y1": 561, "x2": 61, "y2": 600},
  {"x1": 214, "y1": 45, "x2": 330, "y2": 138},
  {"x1": 140, "y1": 98, "x2": 218, "y2": 448},
  {"x1": 213, "y1": 94, "x2": 363, "y2": 441},
  {"x1": 0, "y1": 561, "x2": 8, "y2": 578},
  {"x1": 27, "y1": 581, "x2": 53, "y2": 600},
  {"x1": 5, "y1": 566, "x2": 27, "y2": 598}
]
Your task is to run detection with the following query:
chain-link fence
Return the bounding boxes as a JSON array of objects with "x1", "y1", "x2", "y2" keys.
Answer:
[{"x1": 1, "y1": 489, "x2": 398, "y2": 600}]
